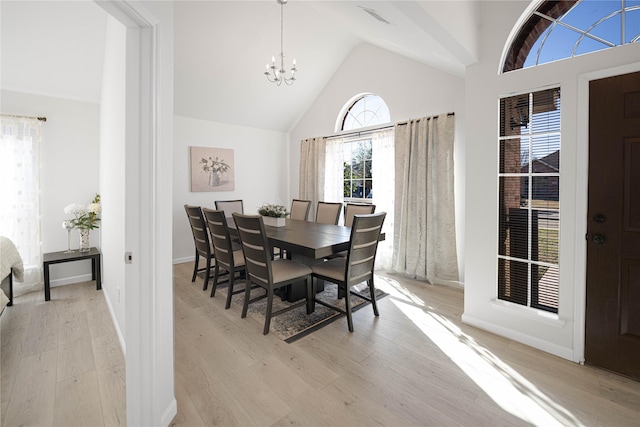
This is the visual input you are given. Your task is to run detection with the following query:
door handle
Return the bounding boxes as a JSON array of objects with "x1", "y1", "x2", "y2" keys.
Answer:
[{"x1": 593, "y1": 234, "x2": 606, "y2": 244}]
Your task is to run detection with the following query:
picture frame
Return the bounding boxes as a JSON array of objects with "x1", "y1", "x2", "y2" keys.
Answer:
[{"x1": 190, "y1": 146, "x2": 235, "y2": 192}]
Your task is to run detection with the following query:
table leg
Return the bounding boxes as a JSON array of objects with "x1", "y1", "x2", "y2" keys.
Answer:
[
  {"x1": 286, "y1": 253, "x2": 325, "y2": 303},
  {"x1": 95, "y1": 254, "x2": 102, "y2": 290},
  {"x1": 44, "y1": 262, "x2": 51, "y2": 301}
]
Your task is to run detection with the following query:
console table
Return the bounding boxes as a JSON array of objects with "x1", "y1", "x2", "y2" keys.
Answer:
[{"x1": 43, "y1": 247, "x2": 102, "y2": 301}]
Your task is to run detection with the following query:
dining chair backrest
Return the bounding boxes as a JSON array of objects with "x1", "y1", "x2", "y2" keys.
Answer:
[
  {"x1": 232, "y1": 213, "x2": 272, "y2": 287},
  {"x1": 315, "y1": 201, "x2": 342, "y2": 225},
  {"x1": 344, "y1": 212, "x2": 386, "y2": 287},
  {"x1": 215, "y1": 199, "x2": 244, "y2": 218},
  {"x1": 202, "y1": 208, "x2": 235, "y2": 271},
  {"x1": 344, "y1": 203, "x2": 376, "y2": 227},
  {"x1": 290, "y1": 199, "x2": 311, "y2": 221},
  {"x1": 184, "y1": 205, "x2": 211, "y2": 258}
]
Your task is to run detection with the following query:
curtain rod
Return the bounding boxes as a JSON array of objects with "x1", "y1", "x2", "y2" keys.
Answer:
[
  {"x1": 1, "y1": 114, "x2": 47, "y2": 122},
  {"x1": 326, "y1": 123, "x2": 394, "y2": 141},
  {"x1": 396, "y1": 112, "x2": 455, "y2": 126},
  {"x1": 326, "y1": 112, "x2": 455, "y2": 139}
]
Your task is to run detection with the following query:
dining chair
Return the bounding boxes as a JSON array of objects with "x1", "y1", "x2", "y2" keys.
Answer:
[
  {"x1": 344, "y1": 203, "x2": 376, "y2": 227},
  {"x1": 232, "y1": 213, "x2": 313, "y2": 335},
  {"x1": 214, "y1": 199, "x2": 244, "y2": 218},
  {"x1": 202, "y1": 208, "x2": 247, "y2": 308},
  {"x1": 184, "y1": 205, "x2": 215, "y2": 291},
  {"x1": 311, "y1": 212, "x2": 386, "y2": 332},
  {"x1": 290, "y1": 199, "x2": 311, "y2": 221},
  {"x1": 315, "y1": 201, "x2": 342, "y2": 225}
]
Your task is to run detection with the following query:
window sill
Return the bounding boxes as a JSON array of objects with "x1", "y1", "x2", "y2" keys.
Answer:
[{"x1": 490, "y1": 298, "x2": 566, "y2": 328}]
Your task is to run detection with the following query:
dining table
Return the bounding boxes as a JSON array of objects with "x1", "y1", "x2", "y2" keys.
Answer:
[{"x1": 227, "y1": 217, "x2": 354, "y2": 302}]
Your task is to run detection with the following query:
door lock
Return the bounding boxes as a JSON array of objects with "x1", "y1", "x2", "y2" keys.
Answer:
[
  {"x1": 593, "y1": 214, "x2": 607, "y2": 223},
  {"x1": 592, "y1": 234, "x2": 606, "y2": 244}
]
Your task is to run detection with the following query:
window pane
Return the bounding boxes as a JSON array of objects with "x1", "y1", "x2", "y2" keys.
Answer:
[
  {"x1": 523, "y1": 24, "x2": 553, "y2": 68},
  {"x1": 500, "y1": 95, "x2": 530, "y2": 136},
  {"x1": 625, "y1": 8, "x2": 640, "y2": 43},
  {"x1": 531, "y1": 135, "x2": 560, "y2": 172},
  {"x1": 590, "y1": 12, "x2": 622, "y2": 45},
  {"x1": 498, "y1": 177, "x2": 529, "y2": 258},
  {"x1": 561, "y1": 1, "x2": 620, "y2": 30},
  {"x1": 500, "y1": 138, "x2": 529, "y2": 173},
  {"x1": 498, "y1": 258, "x2": 529, "y2": 305},
  {"x1": 364, "y1": 180, "x2": 373, "y2": 199},
  {"x1": 341, "y1": 95, "x2": 391, "y2": 131},
  {"x1": 533, "y1": 264, "x2": 559, "y2": 312},
  {"x1": 538, "y1": 25, "x2": 582, "y2": 64},
  {"x1": 364, "y1": 159, "x2": 372, "y2": 179},
  {"x1": 531, "y1": 89, "x2": 561, "y2": 133},
  {"x1": 535, "y1": 211, "x2": 559, "y2": 265},
  {"x1": 574, "y1": 36, "x2": 611, "y2": 55},
  {"x1": 531, "y1": 175, "x2": 559, "y2": 205}
]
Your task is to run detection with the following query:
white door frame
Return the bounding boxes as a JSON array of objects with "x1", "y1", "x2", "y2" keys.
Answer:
[{"x1": 93, "y1": 1, "x2": 176, "y2": 425}]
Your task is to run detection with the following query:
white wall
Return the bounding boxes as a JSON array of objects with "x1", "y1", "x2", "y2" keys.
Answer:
[
  {"x1": 99, "y1": 15, "x2": 127, "y2": 342},
  {"x1": 462, "y1": 1, "x2": 640, "y2": 361},
  {"x1": 173, "y1": 115, "x2": 289, "y2": 263},
  {"x1": 289, "y1": 42, "x2": 467, "y2": 281},
  {"x1": 1, "y1": 90, "x2": 101, "y2": 288}
]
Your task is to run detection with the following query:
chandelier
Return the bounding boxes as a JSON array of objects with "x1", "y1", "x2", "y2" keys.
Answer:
[{"x1": 264, "y1": 0, "x2": 297, "y2": 86}]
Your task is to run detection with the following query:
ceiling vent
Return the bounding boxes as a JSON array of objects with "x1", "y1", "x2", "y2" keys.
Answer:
[{"x1": 358, "y1": 6, "x2": 392, "y2": 25}]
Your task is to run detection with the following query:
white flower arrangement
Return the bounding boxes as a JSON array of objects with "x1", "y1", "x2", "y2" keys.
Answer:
[
  {"x1": 258, "y1": 203, "x2": 288, "y2": 218},
  {"x1": 64, "y1": 194, "x2": 101, "y2": 230},
  {"x1": 200, "y1": 156, "x2": 230, "y2": 174}
]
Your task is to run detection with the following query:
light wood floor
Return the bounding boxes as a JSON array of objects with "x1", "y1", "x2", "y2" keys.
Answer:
[
  {"x1": 1, "y1": 281, "x2": 125, "y2": 426},
  {"x1": 3, "y1": 263, "x2": 640, "y2": 426}
]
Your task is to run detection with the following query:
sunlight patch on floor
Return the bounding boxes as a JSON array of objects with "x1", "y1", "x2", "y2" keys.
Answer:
[{"x1": 378, "y1": 276, "x2": 583, "y2": 426}]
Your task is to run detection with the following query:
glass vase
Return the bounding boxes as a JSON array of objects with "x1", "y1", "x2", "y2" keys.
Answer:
[
  {"x1": 208, "y1": 171, "x2": 220, "y2": 187},
  {"x1": 79, "y1": 228, "x2": 90, "y2": 252}
]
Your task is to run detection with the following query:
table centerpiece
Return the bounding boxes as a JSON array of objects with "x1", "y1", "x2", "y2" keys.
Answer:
[{"x1": 258, "y1": 203, "x2": 288, "y2": 227}]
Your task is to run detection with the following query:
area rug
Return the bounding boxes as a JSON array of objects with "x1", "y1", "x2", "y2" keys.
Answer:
[{"x1": 216, "y1": 279, "x2": 387, "y2": 342}]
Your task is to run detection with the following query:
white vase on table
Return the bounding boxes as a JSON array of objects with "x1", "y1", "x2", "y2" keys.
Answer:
[{"x1": 262, "y1": 216, "x2": 286, "y2": 227}]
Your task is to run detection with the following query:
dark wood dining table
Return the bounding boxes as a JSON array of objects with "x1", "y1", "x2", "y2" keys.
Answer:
[{"x1": 228, "y1": 217, "x2": 353, "y2": 301}]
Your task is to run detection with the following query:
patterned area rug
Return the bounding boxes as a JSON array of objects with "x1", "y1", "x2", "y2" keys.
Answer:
[{"x1": 216, "y1": 279, "x2": 387, "y2": 342}]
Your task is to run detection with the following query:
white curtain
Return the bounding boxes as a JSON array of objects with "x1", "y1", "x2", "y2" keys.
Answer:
[
  {"x1": 299, "y1": 137, "x2": 327, "y2": 220},
  {"x1": 371, "y1": 128, "x2": 394, "y2": 270},
  {"x1": 392, "y1": 114, "x2": 458, "y2": 284},
  {"x1": 0, "y1": 115, "x2": 43, "y2": 292},
  {"x1": 324, "y1": 136, "x2": 344, "y2": 205}
]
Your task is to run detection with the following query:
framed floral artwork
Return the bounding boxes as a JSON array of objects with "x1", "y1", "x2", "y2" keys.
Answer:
[{"x1": 190, "y1": 146, "x2": 235, "y2": 192}]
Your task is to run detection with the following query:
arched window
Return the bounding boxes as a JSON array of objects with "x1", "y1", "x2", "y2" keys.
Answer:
[
  {"x1": 503, "y1": 0, "x2": 640, "y2": 72},
  {"x1": 337, "y1": 94, "x2": 390, "y2": 132},
  {"x1": 330, "y1": 94, "x2": 391, "y2": 204}
]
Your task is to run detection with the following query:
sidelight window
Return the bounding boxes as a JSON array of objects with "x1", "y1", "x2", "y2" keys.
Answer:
[{"x1": 498, "y1": 87, "x2": 561, "y2": 313}]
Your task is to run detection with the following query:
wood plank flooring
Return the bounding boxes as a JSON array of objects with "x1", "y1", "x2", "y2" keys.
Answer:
[
  {"x1": 1, "y1": 282, "x2": 125, "y2": 426},
  {"x1": 3, "y1": 262, "x2": 640, "y2": 426},
  {"x1": 171, "y1": 262, "x2": 640, "y2": 427}
]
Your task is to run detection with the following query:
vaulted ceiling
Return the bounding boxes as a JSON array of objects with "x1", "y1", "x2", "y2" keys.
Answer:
[{"x1": 1, "y1": 1, "x2": 479, "y2": 133}]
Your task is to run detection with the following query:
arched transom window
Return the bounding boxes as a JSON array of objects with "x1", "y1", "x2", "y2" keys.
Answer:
[
  {"x1": 503, "y1": 0, "x2": 640, "y2": 72},
  {"x1": 338, "y1": 94, "x2": 390, "y2": 132}
]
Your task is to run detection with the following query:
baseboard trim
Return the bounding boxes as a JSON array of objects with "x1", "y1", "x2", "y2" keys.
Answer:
[
  {"x1": 461, "y1": 313, "x2": 574, "y2": 361},
  {"x1": 50, "y1": 273, "x2": 94, "y2": 288},
  {"x1": 161, "y1": 398, "x2": 178, "y2": 427},
  {"x1": 173, "y1": 256, "x2": 194, "y2": 265}
]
